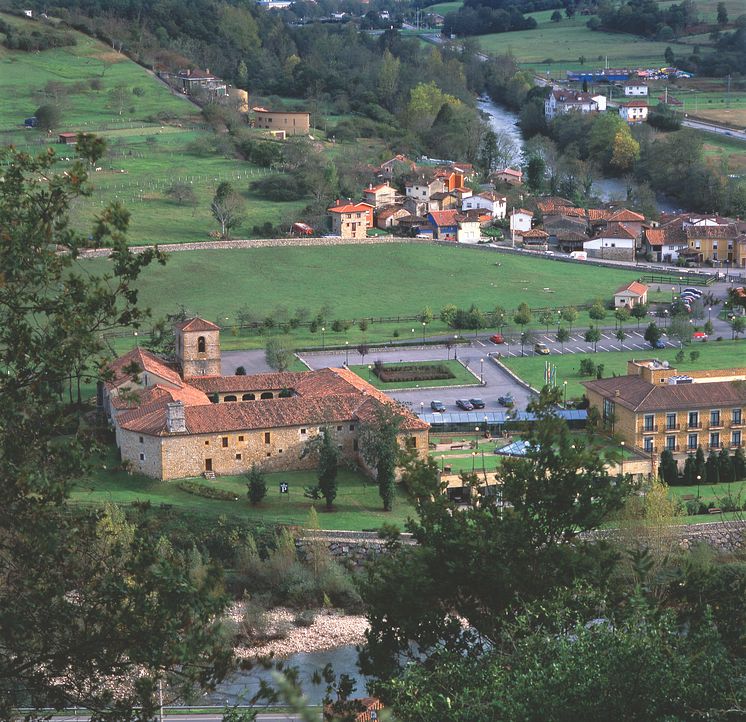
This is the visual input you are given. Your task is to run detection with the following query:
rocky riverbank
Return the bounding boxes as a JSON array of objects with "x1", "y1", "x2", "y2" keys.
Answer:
[{"x1": 228, "y1": 603, "x2": 369, "y2": 660}]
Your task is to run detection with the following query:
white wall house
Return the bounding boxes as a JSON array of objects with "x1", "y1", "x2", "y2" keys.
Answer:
[
  {"x1": 544, "y1": 89, "x2": 599, "y2": 120},
  {"x1": 509, "y1": 209, "x2": 533, "y2": 234},
  {"x1": 619, "y1": 101, "x2": 648, "y2": 123},
  {"x1": 624, "y1": 84, "x2": 648, "y2": 96},
  {"x1": 406, "y1": 177, "x2": 445, "y2": 201},
  {"x1": 462, "y1": 192, "x2": 507, "y2": 219},
  {"x1": 457, "y1": 219, "x2": 481, "y2": 243},
  {"x1": 591, "y1": 94, "x2": 607, "y2": 111}
]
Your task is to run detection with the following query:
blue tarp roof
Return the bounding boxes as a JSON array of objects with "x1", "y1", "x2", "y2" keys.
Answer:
[{"x1": 419, "y1": 410, "x2": 588, "y2": 425}]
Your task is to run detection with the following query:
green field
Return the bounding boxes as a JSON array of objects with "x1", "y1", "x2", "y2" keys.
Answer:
[
  {"x1": 82, "y1": 244, "x2": 660, "y2": 346},
  {"x1": 72, "y1": 463, "x2": 417, "y2": 530},
  {"x1": 348, "y1": 359, "x2": 480, "y2": 389},
  {"x1": 426, "y1": 1, "x2": 463, "y2": 14},
  {"x1": 503, "y1": 339, "x2": 746, "y2": 399},
  {"x1": 479, "y1": 13, "x2": 692, "y2": 70},
  {"x1": 0, "y1": 13, "x2": 317, "y2": 243}
]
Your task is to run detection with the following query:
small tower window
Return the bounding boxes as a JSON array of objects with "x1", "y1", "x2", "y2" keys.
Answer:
[{"x1": 197, "y1": 336, "x2": 206, "y2": 353}]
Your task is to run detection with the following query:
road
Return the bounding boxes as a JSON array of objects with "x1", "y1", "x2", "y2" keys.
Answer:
[{"x1": 48, "y1": 713, "x2": 305, "y2": 722}]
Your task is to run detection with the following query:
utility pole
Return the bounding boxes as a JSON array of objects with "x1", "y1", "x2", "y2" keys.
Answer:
[{"x1": 159, "y1": 679, "x2": 164, "y2": 722}]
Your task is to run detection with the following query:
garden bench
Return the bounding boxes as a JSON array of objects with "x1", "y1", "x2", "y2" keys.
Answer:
[
  {"x1": 708, "y1": 508, "x2": 722, "y2": 514},
  {"x1": 450, "y1": 443, "x2": 466, "y2": 450},
  {"x1": 681, "y1": 494, "x2": 695, "y2": 501}
]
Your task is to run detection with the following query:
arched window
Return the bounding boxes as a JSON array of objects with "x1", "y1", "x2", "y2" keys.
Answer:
[
  {"x1": 260, "y1": 391, "x2": 274, "y2": 400},
  {"x1": 197, "y1": 336, "x2": 206, "y2": 353},
  {"x1": 224, "y1": 395, "x2": 237, "y2": 402},
  {"x1": 242, "y1": 393, "x2": 255, "y2": 401}
]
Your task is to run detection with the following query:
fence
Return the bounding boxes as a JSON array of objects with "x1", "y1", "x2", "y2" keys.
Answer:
[{"x1": 641, "y1": 273, "x2": 715, "y2": 287}]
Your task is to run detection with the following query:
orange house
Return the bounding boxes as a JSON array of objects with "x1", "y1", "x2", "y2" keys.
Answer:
[{"x1": 328, "y1": 201, "x2": 374, "y2": 239}]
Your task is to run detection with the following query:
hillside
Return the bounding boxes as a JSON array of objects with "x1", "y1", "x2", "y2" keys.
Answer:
[{"x1": 0, "y1": 12, "x2": 309, "y2": 243}]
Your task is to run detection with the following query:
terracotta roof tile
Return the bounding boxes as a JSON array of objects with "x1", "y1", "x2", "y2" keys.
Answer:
[
  {"x1": 176, "y1": 317, "x2": 221, "y2": 332},
  {"x1": 106, "y1": 347, "x2": 184, "y2": 389},
  {"x1": 615, "y1": 281, "x2": 649, "y2": 296},
  {"x1": 429, "y1": 210, "x2": 460, "y2": 226},
  {"x1": 608, "y1": 208, "x2": 645, "y2": 222}
]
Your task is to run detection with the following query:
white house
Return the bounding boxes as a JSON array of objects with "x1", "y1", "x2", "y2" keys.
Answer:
[
  {"x1": 544, "y1": 89, "x2": 599, "y2": 120},
  {"x1": 624, "y1": 84, "x2": 649, "y2": 96},
  {"x1": 462, "y1": 191, "x2": 507, "y2": 219},
  {"x1": 642, "y1": 227, "x2": 687, "y2": 263},
  {"x1": 614, "y1": 281, "x2": 649, "y2": 308},
  {"x1": 457, "y1": 217, "x2": 482, "y2": 244},
  {"x1": 509, "y1": 208, "x2": 533, "y2": 234},
  {"x1": 405, "y1": 175, "x2": 445, "y2": 202},
  {"x1": 619, "y1": 100, "x2": 648, "y2": 124},
  {"x1": 592, "y1": 94, "x2": 607, "y2": 111},
  {"x1": 583, "y1": 222, "x2": 637, "y2": 261}
]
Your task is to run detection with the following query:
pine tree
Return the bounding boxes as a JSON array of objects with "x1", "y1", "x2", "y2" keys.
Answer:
[
  {"x1": 718, "y1": 448, "x2": 734, "y2": 484},
  {"x1": 658, "y1": 449, "x2": 678, "y2": 486},
  {"x1": 682, "y1": 455, "x2": 696, "y2": 486},
  {"x1": 695, "y1": 446, "x2": 707, "y2": 483},
  {"x1": 317, "y1": 427, "x2": 339, "y2": 510},
  {"x1": 246, "y1": 464, "x2": 267, "y2": 505},
  {"x1": 733, "y1": 447, "x2": 746, "y2": 480},
  {"x1": 706, "y1": 449, "x2": 720, "y2": 485}
]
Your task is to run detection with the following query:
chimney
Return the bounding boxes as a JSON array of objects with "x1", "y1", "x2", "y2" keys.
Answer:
[
  {"x1": 614, "y1": 389, "x2": 621, "y2": 397},
  {"x1": 166, "y1": 401, "x2": 186, "y2": 433}
]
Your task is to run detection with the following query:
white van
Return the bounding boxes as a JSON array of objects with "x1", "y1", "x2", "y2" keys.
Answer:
[{"x1": 570, "y1": 251, "x2": 587, "y2": 261}]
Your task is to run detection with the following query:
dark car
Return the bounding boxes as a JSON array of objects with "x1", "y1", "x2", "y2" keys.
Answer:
[
  {"x1": 456, "y1": 399, "x2": 474, "y2": 411},
  {"x1": 498, "y1": 393, "x2": 514, "y2": 407},
  {"x1": 430, "y1": 400, "x2": 446, "y2": 412},
  {"x1": 469, "y1": 398, "x2": 486, "y2": 409},
  {"x1": 653, "y1": 339, "x2": 666, "y2": 349}
]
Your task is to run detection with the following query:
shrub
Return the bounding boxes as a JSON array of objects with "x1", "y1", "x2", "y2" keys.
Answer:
[
  {"x1": 579, "y1": 358, "x2": 597, "y2": 377},
  {"x1": 235, "y1": 366, "x2": 246, "y2": 375},
  {"x1": 177, "y1": 481, "x2": 239, "y2": 501},
  {"x1": 294, "y1": 610, "x2": 316, "y2": 627},
  {"x1": 372, "y1": 362, "x2": 455, "y2": 383},
  {"x1": 246, "y1": 465, "x2": 267, "y2": 505}
]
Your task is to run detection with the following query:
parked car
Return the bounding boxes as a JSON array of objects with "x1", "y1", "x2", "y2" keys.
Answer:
[
  {"x1": 430, "y1": 400, "x2": 446, "y2": 412},
  {"x1": 692, "y1": 331, "x2": 708, "y2": 341},
  {"x1": 654, "y1": 339, "x2": 666, "y2": 349},
  {"x1": 456, "y1": 399, "x2": 474, "y2": 411},
  {"x1": 490, "y1": 333, "x2": 505, "y2": 344},
  {"x1": 534, "y1": 342, "x2": 550, "y2": 355},
  {"x1": 498, "y1": 393, "x2": 514, "y2": 407},
  {"x1": 469, "y1": 398, "x2": 485, "y2": 409},
  {"x1": 682, "y1": 287, "x2": 703, "y2": 298}
]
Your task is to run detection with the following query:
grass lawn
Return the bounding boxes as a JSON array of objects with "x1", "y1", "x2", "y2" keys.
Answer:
[
  {"x1": 669, "y1": 478, "x2": 746, "y2": 507},
  {"x1": 478, "y1": 14, "x2": 692, "y2": 70},
  {"x1": 426, "y1": 1, "x2": 463, "y2": 13},
  {"x1": 71, "y1": 462, "x2": 417, "y2": 531},
  {"x1": 81, "y1": 244, "x2": 658, "y2": 343},
  {"x1": 502, "y1": 339, "x2": 746, "y2": 399},
  {"x1": 348, "y1": 359, "x2": 480, "y2": 389}
]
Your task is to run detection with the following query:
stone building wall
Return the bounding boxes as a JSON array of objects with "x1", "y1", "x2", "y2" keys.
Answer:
[
  {"x1": 119, "y1": 430, "x2": 164, "y2": 478},
  {"x1": 177, "y1": 328, "x2": 221, "y2": 378}
]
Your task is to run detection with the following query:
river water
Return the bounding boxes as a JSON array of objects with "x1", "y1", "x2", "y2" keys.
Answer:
[
  {"x1": 207, "y1": 644, "x2": 368, "y2": 706},
  {"x1": 476, "y1": 97, "x2": 678, "y2": 212}
]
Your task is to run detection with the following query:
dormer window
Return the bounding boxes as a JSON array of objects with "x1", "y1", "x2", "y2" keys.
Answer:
[{"x1": 197, "y1": 336, "x2": 206, "y2": 353}]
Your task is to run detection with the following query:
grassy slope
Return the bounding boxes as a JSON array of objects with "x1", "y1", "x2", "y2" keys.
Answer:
[
  {"x1": 502, "y1": 339, "x2": 746, "y2": 398},
  {"x1": 0, "y1": 13, "x2": 314, "y2": 243},
  {"x1": 479, "y1": 11, "x2": 692, "y2": 70},
  {"x1": 83, "y1": 243, "x2": 657, "y2": 323}
]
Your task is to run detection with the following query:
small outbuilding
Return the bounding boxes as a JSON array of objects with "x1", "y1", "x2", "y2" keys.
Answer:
[
  {"x1": 58, "y1": 132, "x2": 78, "y2": 144},
  {"x1": 614, "y1": 280, "x2": 649, "y2": 308}
]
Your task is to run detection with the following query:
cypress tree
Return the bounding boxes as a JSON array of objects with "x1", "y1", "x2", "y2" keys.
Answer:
[
  {"x1": 718, "y1": 448, "x2": 734, "y2": 484},
  {"x1": 733, "y1": 447, "x2": 746, "y2": 481},
  {"x1": 706, "y1": 449, "x2": 720, "y2": 485}
]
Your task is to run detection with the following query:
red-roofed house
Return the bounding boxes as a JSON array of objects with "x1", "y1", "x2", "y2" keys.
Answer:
[
  {"x1": 328, "y1": 201, "x2": 374, "y2": 239},
  {"x1": 583, "y1": 222, "x2": 638, "y2": 261},
  {"x1": 492, "y1": 167, "x2": 523, "y2": 185},
  {"x1": 427, "y1": 210, "x2": 460, "y2": 240},
  {"x1": 362, "y1": 182, "x2": 397, "y2": 208},
  {"x1": 614, "y1": 281, "x2": 649, "y2": 308},
  {"x1": 619, "y1": 100, "x2": 648, "y2": 123},
  {"x1": 107, "y1": 319, "x2": 429, "y2": 480}
]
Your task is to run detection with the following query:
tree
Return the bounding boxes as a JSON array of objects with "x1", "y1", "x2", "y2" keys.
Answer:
[
  {"x1": 0, "y1": 146, "x2": 232, "y2": 718},
  {"x1": 107, "y1": 83, "x2": 130, "y2": 116},
  {"x1": 610, "y1": 129, "x2": 641, "y2": 171},
  {"x1": 614, "y1": 307, "x2": 630, "y2": 328},
  {"x1": 589, "y1": 301, "x2": 607, "y2": 322},
  {"x1": 682, "y1": 454, "x2": 696, "y2": 486},
  {"x1": 733, "y1": 446, "x2": 746, "y2": 480},
  {"x1": 584, "y1": 326, "x2": 601, "y2": 351},
  {"x1": 211, "y1": 182, "x2": 245, "y2": 239},
  {"x1": 732, "y1": 316, "x2": 746, "y2": 339},
  {"x1": 631, "y1": 303, "x2": 648, "y2": 329},
  {"x1": 717, "y1": 2, "x2": 728, "y2": 25},
  {"x1": 695, "y1": 446, "x2": 707, "y2": 484},
  {"x1": 704, "y1": 319, "x2": 714, "y2": 336},
  {"x1": 440, "y1": 304, "x2": 458, "y2": 327},
  {"x1": 664, "y1": 46, "x2": 675, "y2": 65},
  {"x1": 513, "y1": 302, "x2": 532, "y2": 341},
  {"x1": 657, "y1": 449, "x2": 679, "y2": 485},
  {"x1": 316, "y1": 428, "x2": 339, "y2": 510},
  {"x1": 246, "y1": 464, "x2": 267, "y2": 505},
  {"x1": 706, "y1": 448, "x2": 720, "y2": 484},
  {"x1": 526, "y1": 155, "x2": 546, "y2": 191},
  {"x1": 718, "y1": 448, "x2": 734, "y2": 484},
  {"x1": 359, "y1": 406, "x2": 403, "y2": 511},
  {"x1": 669, "y1": 315, "x2": 692, "y2": 348},
  {"x1": 492, "y1": 305, "x2": 507, "y2": 332},
  {"x1": 539, "y1": 310, "x2": 555, "y2": 332},
  {"x1": 265, "y1": 336, "x2": 293, "y2": 372},
  {"x1": 75, "y1": 132, "x2": 107, "y2": 166},
  {"x1": 644, "y1": 321, "x2": 662, "y2": 348},
  {"x1": 166, "y1": 182, "x2": 198, "y2": 207},
  {"x1": 551, "y1": 9, "x2": 562, "y2": 21},
  {"x1": 357, "y1": 343, "x2": 369, "y2": 365},
  {"x1": 689, "y1": 350, "x2": 700, "y2": 363},
  {"x1": 419, "y1": 306, "x2": 434, "y2": 325},
  {"x1": 561, "y1": 306, "x2": 578, "y2": 331},
  {"x1": 34, "y1": 103, "x2": 62, "y2": 131},
  {"x1": 615, "y1": 327, "x2": 627, "y2": 349},
  {"x1": 556, "y1": 326, "x2": 570, "y2": 352}
]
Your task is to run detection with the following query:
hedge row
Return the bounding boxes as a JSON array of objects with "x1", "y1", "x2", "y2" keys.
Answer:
[{"x1": 177, "y1": 481, "x2": 240, "y2": 501}]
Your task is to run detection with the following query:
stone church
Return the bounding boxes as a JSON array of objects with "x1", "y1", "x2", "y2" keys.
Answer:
[{"x1": 103, "y1": 318, "x2": 429, "y2": 480}]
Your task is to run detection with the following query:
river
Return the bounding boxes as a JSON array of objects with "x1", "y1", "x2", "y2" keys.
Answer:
[
  {"x1": 476, "y1": 97, "x2": 679, "y2": 212},
  {"x1": 206, "y1": 644, "x2": 368, "y2": 706}
]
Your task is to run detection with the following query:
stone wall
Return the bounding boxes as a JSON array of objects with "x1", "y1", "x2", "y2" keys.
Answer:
[{"x1": 296, "y1": 521, "x2": 746, "y2": 567}]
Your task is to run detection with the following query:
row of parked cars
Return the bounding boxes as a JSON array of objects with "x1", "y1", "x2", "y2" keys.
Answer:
[{"x1": 430, "y1": 394, "x2": 514, "y2": 412}]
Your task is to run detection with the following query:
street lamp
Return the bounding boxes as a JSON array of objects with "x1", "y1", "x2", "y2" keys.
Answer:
[
  {"x1": 620, "y1": 440, "x2": 625, "y2": 477},
  {"x1": 563, "y1": 380, "x2": 568, "y2": 406},
  {"x1": 475, "y1": 427, "x2": 480, "y2": 449},
  {"x1": 420, "y1": 401, "x2": 424, "y2": 415},
  {"x1": 367, "y1": 364, "x2": 372, "y2": 381},
  {"x1": 696, "y1": 474, "x2": 701, "y2": 500},
  {"x1": 441, "y1": 455, "x2": 445, "y2": 471},
  {"x1": 664, "y1": 309, "x2": 668, "y2": 328},
  {"x1": 671, "y1": 286, "x2": 676, "y2": 303},
  {"x1": 422, "y1": 321, "x2": 426, "y2": 343},
  {"x1": 480, "y1": 357, "x2": 484, "y2": 384},
  {"x1": 454, "y1": 335, "x2": 459, "y2": 360},
  {"x1": 345, "y1": 340, "x2": 349, "y2": 366},
  {"x1": 708, "y1": 306, "x2": 712, "y2": 321},
  {"x1": 321, "y1": 326, "x2": 326, "y2": 351},
  {"x1": 472, "y1": 451, "x2": 476, "y2": 472}
]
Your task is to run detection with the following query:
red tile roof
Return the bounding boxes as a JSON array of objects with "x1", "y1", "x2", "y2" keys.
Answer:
[
  {"x1": 644, "y1": 227, "x2": 687, "y2": 247},
  {"x1": 615, "y1": 281, "x2": 649, "y2": 297},
  {"x1": 521, "y1": 228, "x2": 549, "y2": 238},
  {"x1": 429, "y1": 210, "x2": 460, "y2": 227},
  {"x1": 189, "y1": 372, "x2": 308, "y2": 394},
  {"x1": 106, "y1": 347, "x2": 184, "y2": 390},
  {"x1": 176, "y1": 317, "x2": 221, "y2": 332},
  {"x1": 594, "y1": 222, "x2": 637, "y2": 240},
  {"x1": 328, "y1": 202, "x2": 374, "y2": 214},
  {"x1": 608, "y1": 208, "x2": 645, "y2": 222}
]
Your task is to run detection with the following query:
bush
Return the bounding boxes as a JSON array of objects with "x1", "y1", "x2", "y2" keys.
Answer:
[
  {"x1": 177, "y1": 481, "x2": 239, "y2": 501},
  {"x1": 372, "y1": 361, "x2": 455, "y2": 383},
  {"x1": 579, "y1": 358, "x2": 597, "y2": 377},
  {"x1": 294, "y1": 610, "x2": 316, "y2": 627},
  {"x1": 246, "y1": 465, "x2": 267, "y2": 505},
  {"x1": 249, "y1": 174, "x2": 308, "y2": 201}
]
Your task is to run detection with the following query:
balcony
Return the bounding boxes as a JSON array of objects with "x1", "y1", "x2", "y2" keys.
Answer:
[
  {"x1": 731, "y1": 441, "x2": 743, "y2": 449},
  {"x1": 708, "y1": 443, "x2": 723, "y2": 450},
  {"x1": 640, "y1": 424, "x2": 658, "y2": 433},
  {"x1": 731, "y1": 419, "x2": 744, "y2": 428},
  {"x1": 709, "y1": 421, "x2": 724, "y2": 430},
  {"x1": 664, "y1": 424, "x2": 681, "y2": 432},
  {"x1": 664, "y1": 445, "x2": 681, "y2": 453},
  {"x1": 686, "y1": 422, "x2": 702, "y2": 430}
]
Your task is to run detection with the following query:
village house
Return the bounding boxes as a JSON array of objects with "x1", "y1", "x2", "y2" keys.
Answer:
[
  {"x1": 105, "y1": 320, "x2": 429, "y2": 480},
  {"x1": 426, "y1": 210, "x2": 460, "y2": 241},
  {"x1": 375, "y1": 204, "x2": 408, "y2": 230},
  {"x1": 583, "y1": 222, "x2": 637, "y2": 261},
  {"x1": 544, "y1": 88, "x2": 600, "y2": 120},
  {"x1": 462, "y1": 191, "x2": 506, "y2": 219},
  {"x1": 405, "y1": 173, "x2": 446, "y2": 202},
  {"x1": 427, "y1": 191, "x2": 458, "y2": 212},
  {"x1": 509, "y1": 208, "x2": 533, "y2": 237},
  {"x1": 362, "y1": 182, "x2": 398, "y2": 209},
  {"x1": 173, "y1": 68, "x2": 228, "y2": 98},
  {"x1": 614, "y1": 280, "x2": 649, "y2": 308},
  {"x1": 491, "y1": 167, "x2": 523, "y2": 185},
  {"x1": 378, "y1": 154, "x2": 417, "y2": 180},
  {"x1": 619, "y1": 100, "x2": 648, "y2": 123},
  {"x1": 592, "y1": 94, "x2": 608, "y2": 111},
  {"x1": 518, "y1": 227, "x2": 549, "y2": 250},
  {"x1": 624, "y1": 83, "x2": 649, "y2": 96},
  {"x1": 683, "y1": 224, "x2": 741, "y2": 265},
  {"x1": 641, "y1": 226, "x2": 688, "y2": 263},
  {"x1": 328, "y1": 201, "x2": 374, "y2": 239},
  {"x1": 58, "y1": 132, "x2": 78, "y2": 145},
  {"x1": 252, "y1": 108, "x2": 310, "y2": 136},
  {"x1": 583, "y1": 359, "x2": 746, "y2": 460},
  {"x1": 457, "y1": 212, "x2": 482, "y2": 243}
]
